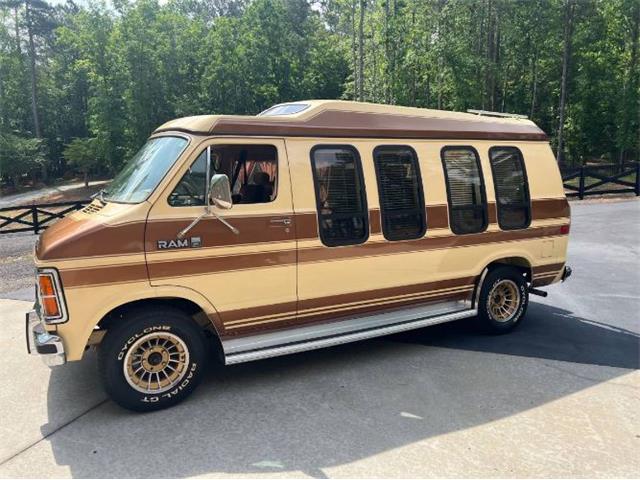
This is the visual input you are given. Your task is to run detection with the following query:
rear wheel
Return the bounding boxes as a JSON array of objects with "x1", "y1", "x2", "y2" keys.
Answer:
[
  {"x1": 98, "y1": 306, "x2": 207, "y2": 412},
  {"x1": 477, "y1": 266, "x2": 529, "y2": 334}
]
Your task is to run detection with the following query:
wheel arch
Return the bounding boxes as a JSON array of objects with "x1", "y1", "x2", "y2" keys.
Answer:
[
  {"x1": 473, "y1": 254, "x2": 533, "y2": 309},
  {"x1": 73, "y1": 285, "x2": 224, "y2": 361}
]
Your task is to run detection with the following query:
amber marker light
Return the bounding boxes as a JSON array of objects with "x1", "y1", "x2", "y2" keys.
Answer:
[{"x1": 37, "y1": 270, "x2": 66, "y2": 322}]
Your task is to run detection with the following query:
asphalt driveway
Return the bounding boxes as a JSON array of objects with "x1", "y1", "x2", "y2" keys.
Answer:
[{"x1": 0, "y1": 198, "x2": 638, "y2": 478}]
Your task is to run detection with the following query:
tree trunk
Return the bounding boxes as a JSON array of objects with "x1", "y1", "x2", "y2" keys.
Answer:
[
  {"x1": 624, "y1": 1, "x2": 639, "y2": 163},
  {"x1": 384, "y1": 0, "x2": 390, "y2": 103},
  {"x1": 25, "y1": 1, "x2": 40, "y2": 138},
  {"x1": 556, "y1": 0, "x2": 576, "y2": 164},
  {"x1": 634, "y1": 5, "x2": 640, "y2": 161},
  {"x1": 351, "y1": 0, "x2": 357, "y2": 101},
  {"x1": 13, "y1": 6, "x2": 22, "y2": 55},
  {"x1": 0, "y1": 62, "x2": 4, "y2": 128},
  {"x1": 436, "y1": 0, "x2": 444, "y2": 110},
  {"x1": 84, "y1": 170, "x2": 89, "y2": 188},
  {"x1": 25, "y1": 0, "x2": 45, "y2": 181},
  {"x1": 530, "y1": 50, "x2": 538, "y2": 118},
  {"x1": 485, "y1": 0, "x2": 493, "y2": 110},
  {"x1": 357, "y1": 0, "x2": 365, "y2": 102}
]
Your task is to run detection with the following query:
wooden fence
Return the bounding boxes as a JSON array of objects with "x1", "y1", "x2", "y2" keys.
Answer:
[
  {"x1": 0, "y1": 201, "x2": 89, "y2": 234},
  {"x1": 562, "y1": 162, "x2": 640, "y2": 199}
]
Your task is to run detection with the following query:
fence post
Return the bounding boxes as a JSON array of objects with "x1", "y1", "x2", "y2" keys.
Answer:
[
  {"x1": 635, "y1": 162, "x2": 640, "y2": 196},
  {"x1": 31, "y1": 206, "x2": 40, "y2": 234},
  {"x1": 579, "y1": 165, "x2": 586, "y2": 200}
]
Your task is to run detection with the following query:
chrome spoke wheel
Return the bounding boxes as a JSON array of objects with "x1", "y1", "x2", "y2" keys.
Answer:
[
  {"x1": 123, "y1": 332, "x2": 190, "y2": 394},
  {"x1": 487, "y1": 279, "x2": 520, "y2": 322}
]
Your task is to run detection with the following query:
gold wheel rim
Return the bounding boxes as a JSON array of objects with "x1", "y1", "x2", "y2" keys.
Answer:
[
  {"x1": 123, "y1": 332, "x2": 190, "y2": 394},
  {"x1": 487, "y1": 279, "x2": 520, "y2": 322}
]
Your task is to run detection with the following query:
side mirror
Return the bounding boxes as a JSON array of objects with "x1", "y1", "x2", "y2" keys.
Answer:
[{"x1": 208, "y1": 174, "x2": 233, "y2": 210}]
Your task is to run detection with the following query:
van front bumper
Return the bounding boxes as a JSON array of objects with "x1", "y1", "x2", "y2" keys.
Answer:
[{"x1": 26, "y1": 309, "x2": 66, "y2": 366}]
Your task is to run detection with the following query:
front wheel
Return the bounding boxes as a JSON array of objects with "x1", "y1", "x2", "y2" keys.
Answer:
[
  {"x1": 477, "y1": 266, "x2": 529, "y2": 334},
  {"x1": 98, "y1": 306, "x2": 208, "y2": 412}
]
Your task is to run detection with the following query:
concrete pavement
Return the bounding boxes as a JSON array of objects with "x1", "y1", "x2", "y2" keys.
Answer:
[{"x1": 0, "y1": 198, "x2": 638, "y2": 478}]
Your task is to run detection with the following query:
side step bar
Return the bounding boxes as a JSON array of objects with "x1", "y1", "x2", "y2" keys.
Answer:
[{"x1": 224, "y1": 308, "x2": 477, "y2": 365}]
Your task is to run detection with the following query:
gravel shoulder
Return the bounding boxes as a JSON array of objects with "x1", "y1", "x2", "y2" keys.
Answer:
[{"x1": 0, "y1": 233, "x2": 37, "y2": 301}]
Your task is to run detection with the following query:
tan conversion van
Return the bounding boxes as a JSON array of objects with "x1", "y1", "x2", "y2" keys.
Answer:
[{"x1": 27, "y1": 100, "x2": 571, "y2": 411}]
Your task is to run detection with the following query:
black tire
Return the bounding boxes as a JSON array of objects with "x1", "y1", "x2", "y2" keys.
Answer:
[
  {"x1": 477, "y1": 266, "x2": 529, "y2": 334},
  {"x1": 98, "y1": 306, "x2": 208, "y2": 412}
]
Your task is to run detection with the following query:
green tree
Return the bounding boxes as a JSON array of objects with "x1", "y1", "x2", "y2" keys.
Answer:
[
  {"x1": 0, "y1": 131, "x2": 45, "y2": 187},
  {"x1": 62, "y1": 137, "x2": 100, "y2": 187}
]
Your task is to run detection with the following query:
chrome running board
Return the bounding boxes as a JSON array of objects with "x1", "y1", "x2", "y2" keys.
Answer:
[{"x1": 223, "y1": 301, "x2": 476, "y2": 365}]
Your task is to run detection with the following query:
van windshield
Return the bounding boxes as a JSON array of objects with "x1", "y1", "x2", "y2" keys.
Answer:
[{"x1": 103, "y1": 136, "x2": 188, "y2": 204}]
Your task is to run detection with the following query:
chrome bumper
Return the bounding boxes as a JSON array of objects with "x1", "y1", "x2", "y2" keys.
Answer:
[{"x1": 26, "y1": 309, "x2": 66, "y2": 366}]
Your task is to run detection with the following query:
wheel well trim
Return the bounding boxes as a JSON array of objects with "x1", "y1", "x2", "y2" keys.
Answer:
[
  {"x1": 473, "y1": 254, "x2": 534, "y2": 309},
  {"x1": 77, "y1": 285, "x2": 223, "y2": 359}
]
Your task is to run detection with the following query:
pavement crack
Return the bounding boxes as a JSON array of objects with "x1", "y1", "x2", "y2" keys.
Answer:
[{"x1": 0, "y1": 399, "x2": 109, "y2": 467}]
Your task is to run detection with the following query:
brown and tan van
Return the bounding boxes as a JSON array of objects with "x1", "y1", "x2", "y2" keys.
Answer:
[{"x1": 27, "y1": 100, "x2": 571, "y2": 411}]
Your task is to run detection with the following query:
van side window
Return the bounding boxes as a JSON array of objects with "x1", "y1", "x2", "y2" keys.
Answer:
[
  {"x1": 373, "y1": 146, "x2": 426, "y2": 241},
  {"x1": 169, "y1": 145, "x2": 277, "y2": 207},
  {"x1": 441, "y1": 147, "x2": 488, "y2": 234},
  {"x1": 311, "y1": 146, "x2": 369, "y2": 247},
  {"x1": 489, "y1": 146, "x2": 531, "y2": 230}
]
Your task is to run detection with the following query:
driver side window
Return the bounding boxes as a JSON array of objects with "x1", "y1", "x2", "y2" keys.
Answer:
[{"x1": 168, "y1": 144, "x2": 278, "y2": 207}]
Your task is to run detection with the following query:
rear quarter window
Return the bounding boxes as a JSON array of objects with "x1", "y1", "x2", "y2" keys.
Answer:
[
  {"x1": 441, "y1": 146, "x2": 488, "y2": 235},
  {"x1": 489, "y1": 146, "x2": 531, "y2": 230}
]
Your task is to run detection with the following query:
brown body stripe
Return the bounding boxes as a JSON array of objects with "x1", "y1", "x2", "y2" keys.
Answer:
[
  {"x1": 222, "y1": 277, "x2": 474, "y2": 326},
  {"x1": 222, "y1": 301, "x2": 299, "y2": 323},
  {"x1": 532, "y1": 262, "x2": 565, "y2": 276},
  {"x1": 295, "y1": 212, "x2": 319, "y2": 239},
  {"x1": 220, "y1": 289, "x2": 473, "y2": 336},
  {"x1": 369, "y1": 208, "x2": 382, "y2": 235},
  {"x1": 427, "y1": 204, "x2": 449, "y2": 229},
  {"x1": 298, "y1": 225, "x2": 566, "y2": 263},
  {"x1": 59, "y1": 227, "x2": 568, "y2": 289},
  {"x1": 298, "y1": 276, "x2": 475, "y2": 312},
  {"x1": 37, "y1": 198, "x2": 568, "y2": 261},
  {"x1": 532, "y1": 198, "x2": 570, "y2": 220},
  {"x1": 532, "y1": 276, "x2": 559, "y2": 287},
  {"x1": 531, "y1": 262, "x2": 565, "y2": 287},
  {"x1": 38, "y1": 218, "x2": 145, "y2": 260},
  {"x1": 488, "y1": 202, "x2": 498, "y2": 224},
  {"x1": 148, "y1": 249, "x2": 297, "y2": 279},
  {"x1": 60, "y1": 263, "x2": 148, "y2": 289},
  {"x1": 145, "y1": 214, "x2": 308, "y2": 252}
]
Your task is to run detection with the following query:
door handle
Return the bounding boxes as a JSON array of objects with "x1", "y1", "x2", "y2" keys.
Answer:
[{"x1": 270, "y1": 217, "x2": 292, "y2": 226}]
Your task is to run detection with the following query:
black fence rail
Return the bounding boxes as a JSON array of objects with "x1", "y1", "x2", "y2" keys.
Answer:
[
  {"x1": 562, "y1": 162, "x2": 640, "y2": 199},
  {"x1": 0, "y1": 200, "x2": 90, "y2": 234}
]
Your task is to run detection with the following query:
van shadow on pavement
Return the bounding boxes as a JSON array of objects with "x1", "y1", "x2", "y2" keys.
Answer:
[
  {"x1": 392, "y1": 301, "x2": 639, "y2": 370},
  {"x1": 42, "y1": 301, "x2": 638, "y2": 478}
]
